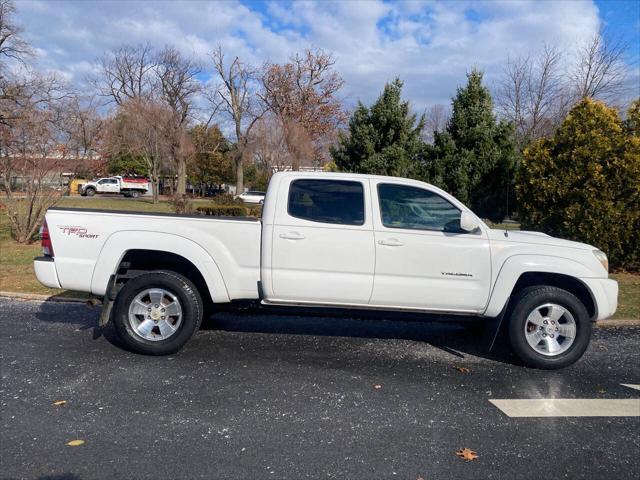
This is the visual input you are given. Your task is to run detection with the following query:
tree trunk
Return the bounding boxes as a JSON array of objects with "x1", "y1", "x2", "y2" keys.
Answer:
[
  {"x1": 152, "y1": 178, "x2": 159, "y2": 204},
  {"x1": 152, "y1": 163, "x2": 159, "y2": 204},
  {"x1": 176, "y1": 157, "x2": 187, "y2": 195},
  {"x1": 235, "y1": 152, "x2": 244, "y2": 195}
]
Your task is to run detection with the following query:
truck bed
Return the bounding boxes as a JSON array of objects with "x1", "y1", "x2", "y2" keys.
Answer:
[{"x1": 44, "y1": 207, "x2": 262, "y2": 299}]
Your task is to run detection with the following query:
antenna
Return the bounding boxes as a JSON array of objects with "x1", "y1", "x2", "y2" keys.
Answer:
[{"x1": 504, "y1": 163, "x2": 510, "y2": 238}]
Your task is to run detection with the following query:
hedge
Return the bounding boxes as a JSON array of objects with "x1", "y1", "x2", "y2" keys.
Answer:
[
  {"x1": 517, "y1": 99, "x2": 640, "y2": 269},
  {"x1": 196, "y1": 205, "x2": 262, "y2": 217}
]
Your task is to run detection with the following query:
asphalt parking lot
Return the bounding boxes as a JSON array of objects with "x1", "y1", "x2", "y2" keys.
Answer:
[{"x1": 1, "y1": 297, "x2": 639, "y2": 480}]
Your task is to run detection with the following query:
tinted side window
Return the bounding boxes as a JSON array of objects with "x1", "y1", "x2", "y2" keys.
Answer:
[
  {"x1": 288, "y1": 179, "x2": 365, "y2": 226},
  {"x1": 378, "y1": 184, "x2": 461, "y2": 232}
]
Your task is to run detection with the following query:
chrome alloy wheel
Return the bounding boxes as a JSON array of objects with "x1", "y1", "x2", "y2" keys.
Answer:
[
  {"x1": 524, "y1": 303, "x2": 576, "y2": 356},
  {"x1": 128, "y1": 288, "x2": 183, "y2": 341}
]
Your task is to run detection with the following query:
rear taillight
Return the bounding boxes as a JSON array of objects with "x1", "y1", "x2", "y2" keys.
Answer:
[{"x1": 40, "y1": 219, "x2": 54, "y2": 257}]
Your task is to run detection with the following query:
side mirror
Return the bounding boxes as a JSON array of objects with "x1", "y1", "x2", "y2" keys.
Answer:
[{"x1": 460, "y1": 211, "x2": 480, "y2": 232}]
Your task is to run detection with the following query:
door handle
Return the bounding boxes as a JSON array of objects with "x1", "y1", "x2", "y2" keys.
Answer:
[
  {"x1": 279, "y1": 232, "x2": 306, "y2": 240},
  {"x1": 378, "y1": 238, "x2": 404, "y2": 247}
]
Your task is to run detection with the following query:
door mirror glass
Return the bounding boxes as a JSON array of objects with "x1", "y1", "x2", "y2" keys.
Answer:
[{"x1": 460, "y1": 211, "x2": 480, "y2": 232}]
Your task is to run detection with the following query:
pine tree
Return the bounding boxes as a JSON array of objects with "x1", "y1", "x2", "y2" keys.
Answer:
[
  {"x1": 331, "y1": 78, "x2": 425, "y2": 178},
  {"x1": 427, "y1": 70, "x2": 516, "y2": 221},
  {"x1": 188, "y1": 124, "x2": 233, "y2": 191}
]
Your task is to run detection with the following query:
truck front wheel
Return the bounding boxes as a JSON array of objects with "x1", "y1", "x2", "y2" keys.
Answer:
[
  {"x1": 112, "y1": 271, "x2": 203, "y2": 355},
  {"x1": 507, "y1": 286, "x2": 591, "y2": 369}
]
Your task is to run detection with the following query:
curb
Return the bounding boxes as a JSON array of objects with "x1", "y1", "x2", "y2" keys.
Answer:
[
  {"x1": 0, "y1": 291, "x2": 91, "y2": 304},
  {"x1": 1, "y1": 291, "x2": 639, "y2": 327},
  {"x1": 595, "y1": 319, "x2": 640, "y2": 327}
]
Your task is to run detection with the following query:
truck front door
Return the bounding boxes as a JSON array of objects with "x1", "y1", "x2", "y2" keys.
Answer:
[
  {"x1": 369, "y1": 181, "x2": 491, "y2": 313},
  {"x1": 269, "y1": 178, "x2": 375, "y2": 305},
  {"x1": 98, "y1": 178, "x2": 120, "y2": 193}
]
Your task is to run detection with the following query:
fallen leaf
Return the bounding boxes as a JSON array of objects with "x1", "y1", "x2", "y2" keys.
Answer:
[
  {"x1": 454, "y1": 367, "x2": 471, "y2": 373},
  {"x1": 66, "y1": 440, "x2": 85, "y2": 447},
  {"x1": 53, "y1": 400, "x2": 67, "y2": 406},
  {"x1": 373, "y1": 384, "x2": 382, "y2": 389},
  {"x1": 456, "y1": 448, "x2": 478, "y2": 461}
]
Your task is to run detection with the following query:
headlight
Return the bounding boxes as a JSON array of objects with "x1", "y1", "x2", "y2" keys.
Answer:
[{"x1": 593, "y1": 250, "x2": 608, "y2": 273}]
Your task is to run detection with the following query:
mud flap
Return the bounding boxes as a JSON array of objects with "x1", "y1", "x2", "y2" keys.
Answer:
[
  {"x1": 94, "y1": 274, "x2": 117, "y2": 339},
  {"x1": 483, "y1": 297, "x2": 510, "y2": 353}
]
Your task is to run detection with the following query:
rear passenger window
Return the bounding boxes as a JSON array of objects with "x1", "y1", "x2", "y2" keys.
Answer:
[{"x1": 288, "y1": 179, "x2": 365, "y2": 225}]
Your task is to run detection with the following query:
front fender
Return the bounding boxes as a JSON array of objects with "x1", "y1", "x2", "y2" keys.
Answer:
[
  {"x1": 90, "y1": 230, "x2": 230, "y2": 303},
  {"x1": 484, "y1": 254, "x2": 596, "y2": 317}
]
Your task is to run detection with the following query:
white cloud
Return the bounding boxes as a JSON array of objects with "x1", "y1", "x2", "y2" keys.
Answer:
[{"x1": 15, "y1": 0, "x2": 606, "y2": 112}]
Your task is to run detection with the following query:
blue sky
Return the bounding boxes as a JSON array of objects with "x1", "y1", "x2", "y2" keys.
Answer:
[
  {"x1": 15, "y1": 0, "x2": 640, "y2": 112},
  {"x1": 595, "y1": 0, "x2": 640, "y2": 62}
]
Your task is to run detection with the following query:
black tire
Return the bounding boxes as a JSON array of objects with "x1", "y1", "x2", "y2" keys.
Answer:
[
  {"x1": 508, "y1": 286, "x2": 591, "y2": 369},
  {"x1": 129, "y1": 190, "x2": 140, "y2": 198},
  {"x1": 112, "y1": 270, "x2": 203, "y2": 355},
  {"x1": 85, "y1": 187, "x2": 96, "y2": 197}
]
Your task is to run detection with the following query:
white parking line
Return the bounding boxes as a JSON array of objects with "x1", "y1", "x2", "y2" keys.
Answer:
[
  {"x1": 621, "y1": 384, "x2": 640, "y2": 391},
  {"x1": 489, "y1": 399, "x2": 640, "y2": 417}
]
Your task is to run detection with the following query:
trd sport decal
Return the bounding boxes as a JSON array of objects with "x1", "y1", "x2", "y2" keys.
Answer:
[{"x1": 58, "y1": 225, "x2": 100, "y2": 239}]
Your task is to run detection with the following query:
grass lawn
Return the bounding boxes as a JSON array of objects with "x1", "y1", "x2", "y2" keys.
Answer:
[
  {"x1": 1, "y1": 196, "x2": 638, "y2": 318},
  {"x1": 614, "y1": 272, "x2": 640, "y2": 320},
  {"x1": 0, "y1": 197, "x2": 177, "y2": 298}
]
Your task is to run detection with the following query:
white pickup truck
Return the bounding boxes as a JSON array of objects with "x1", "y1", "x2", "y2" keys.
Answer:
[
  {"x1": 34, "y1": 172, "x2": 617, "y2": 368},
  {"x1": 80, "y1": 176, "x2": 150, "y2": 198}
]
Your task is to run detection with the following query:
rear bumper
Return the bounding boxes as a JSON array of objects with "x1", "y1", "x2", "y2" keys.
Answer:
[
  {"x1": 581, "y1": 277, "x2": 618, "y2": 321},
  {"x1": 33, "y1": 256, "x2": 61, "y2": 289}
]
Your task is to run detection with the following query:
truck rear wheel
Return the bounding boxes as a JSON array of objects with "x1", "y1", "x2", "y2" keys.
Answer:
[
  {"x1": 112, "y1": 271, "x2": 203, "y2": 355},
  {"x1": 508, "y1": 286, "x2": 591, "y2": 369},
  {"x1": 129, "y1": 190, "x2": 140, "y2": 198},
  {"x1": 85, "y1": 187, "x2": 96, "y2": 197}
]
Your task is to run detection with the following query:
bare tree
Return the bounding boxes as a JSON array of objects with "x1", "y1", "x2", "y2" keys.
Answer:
[
  {"x1": 248, "y1": 115, "x2": 291, "y2": 174},
  {"x1": 498, "y1": 55, "x2": 528, "y2": 141},
  {"x1": 261, "y1": 48, "x2": 345, "y2": 168},
  {"x1": 0, "y1": 73, "x2": 74, "y2": 243},
  {"x1": 94, "y1": 44, "x2": 157, "y2": 105},
  {"x1": 60, "y1": 94, "x2": 104, "y2": 161},
  {"x1": 498, "y1": 45, "x2": 569, "y2": 148},
  {"x1": 210, "y1": 46, "x2": 265, "y2": 194},
  {"x1": 423, "y1": 104, "x2": 449, "y2": 143},
  {"x1": 0, "y1": 0, "x2": 34, "y2": 127},
  {"x1": 571, "y1": 30, "x2": 629, "y2": 101},
  {"x1": 156, "y1": 46, "x2": 201, "y2": 195},
  {"x1": 0, "y1": 0, "x2": 32, "y2": 68},
  {"x1": 104, "y1": 98, "x2": 174, "y2": 203}
]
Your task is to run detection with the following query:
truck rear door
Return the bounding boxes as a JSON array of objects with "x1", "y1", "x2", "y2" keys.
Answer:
[{"x1": 268, "y1": 177, "x2": 375, "y2": 305}]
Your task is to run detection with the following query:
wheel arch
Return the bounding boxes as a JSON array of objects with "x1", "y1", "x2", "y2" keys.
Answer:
[
  {"x1": 509, "y1": 272, "x2": 596, "y2": 320},
  {"x1": 90, "y1": 231, "x2": 230, "y2": 304},
  {"x1": 116, "y1": 250, "x2": 214, "y2": 308},
  {"x1": 485, "y1": 255, "x2": 598, "y2": 320}
]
